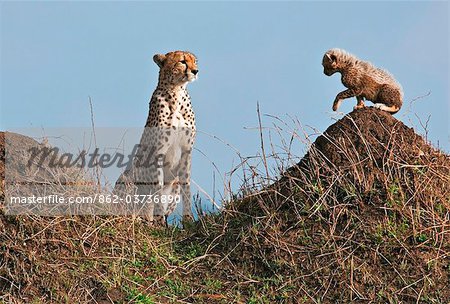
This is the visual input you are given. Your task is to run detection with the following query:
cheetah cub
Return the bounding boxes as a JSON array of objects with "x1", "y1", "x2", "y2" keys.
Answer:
[{"x1": 322, "y1": 48, "x2": 403, "y2": 114}]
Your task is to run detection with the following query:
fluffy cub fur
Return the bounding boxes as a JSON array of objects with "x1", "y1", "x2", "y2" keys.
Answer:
[{"x1": 322, "y1": 48, "x2": 403, "y2": 114}]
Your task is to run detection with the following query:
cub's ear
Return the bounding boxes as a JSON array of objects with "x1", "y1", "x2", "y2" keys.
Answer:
[
  {"x1": 153, "y1": 54, "x2": 166, "y2": 68},
  {"x1": 325, "y1": 53, "x2": 336, "y2": 63}
]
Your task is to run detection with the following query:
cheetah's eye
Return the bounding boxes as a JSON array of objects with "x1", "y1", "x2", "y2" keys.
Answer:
[{"x1": 180, "y1": 60, "x2": 187, "y2": 65}]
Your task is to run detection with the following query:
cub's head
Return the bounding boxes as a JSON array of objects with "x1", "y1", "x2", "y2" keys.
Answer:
[
  {"x1": 322, "y1": 49, "x2": 339, "y2": 76},
  {"x1": 153, "y1": 51, "x2": 198, "y2": 85}
]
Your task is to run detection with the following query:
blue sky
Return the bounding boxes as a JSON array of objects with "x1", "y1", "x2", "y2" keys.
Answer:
[{"x1": 1, "y1": 1, "x2": 448, "y2": 202}]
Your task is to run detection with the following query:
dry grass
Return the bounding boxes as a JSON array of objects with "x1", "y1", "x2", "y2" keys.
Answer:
[
  {"x1": 184, "y1": 108, "x2": 449, "y2": 303},
  {"x1": 1, "y1": 107, "x2": 449, "y2": 303}
]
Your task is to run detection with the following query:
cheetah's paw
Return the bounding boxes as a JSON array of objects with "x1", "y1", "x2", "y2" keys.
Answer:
[
  {"x1": 373, "y1": 103, "x2": 384, "y2": 110},
  {"x1": 332, "y1": 100, "x2": 343, "y2": 112}
]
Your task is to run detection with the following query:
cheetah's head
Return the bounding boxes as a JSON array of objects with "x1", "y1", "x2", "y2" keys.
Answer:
[
  {"x1": 322, "y1": 50, "x2": 339, "y2": 76},
  {"x1": 153, "y1": 51, "x2": 198, "y2": 85}
]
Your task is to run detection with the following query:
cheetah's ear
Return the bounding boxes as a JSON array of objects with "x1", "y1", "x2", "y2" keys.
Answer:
[
  {"x1": 325, "y1": 53, "x2": 336, "y2": 63},
  {"x1": 153, "y1": 54, "x2": 166, "y2": 68}
]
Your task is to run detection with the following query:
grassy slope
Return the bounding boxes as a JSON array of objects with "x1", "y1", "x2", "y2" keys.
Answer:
[{"x1": 1, "y1": 108, "x2": 449, "y2": 304}]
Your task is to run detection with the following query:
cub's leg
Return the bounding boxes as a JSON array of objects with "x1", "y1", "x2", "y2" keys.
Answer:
[
  {"x1": 333, "y1": 89, "x2": 357, "y2": 111},
  {"x1": 373, "y1": 84, "x2": 402, "y2": 113}
]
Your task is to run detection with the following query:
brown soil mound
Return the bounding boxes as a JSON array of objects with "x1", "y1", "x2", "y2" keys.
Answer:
[
  {"x1": 285, "y1": 107, "x2": 449, "y2": 204},
  {"x1": 192, "y1": 107, "x2": 450, "y2": 303},
  {"x1": 1, "y1": 108, "x2": 449, "y2": 303},
  {"x1": 0, "y1": 131, "x2": 46, "y2": 180},
  {"x1": 0, "y1": 132, "x2": 49, "y2": 202},
  {"x1": 308, "y1": 107, "x2": 429, "y2": 167},
  {"x1": 0, "y1": 132, "x2": 45, "y2": 200}
]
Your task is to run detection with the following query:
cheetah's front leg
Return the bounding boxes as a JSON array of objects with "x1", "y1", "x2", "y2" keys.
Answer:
[
  {"x1": 179, "y1": 149, "x2": 194, "y2": 222},
  {"x1": 333, "y1": 89, "x2": 357, "y2": 111}
]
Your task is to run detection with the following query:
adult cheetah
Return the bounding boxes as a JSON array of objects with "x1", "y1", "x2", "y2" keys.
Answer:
[{"x1": 115, "y1": 51, "x2": 198, "y2": 226}]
